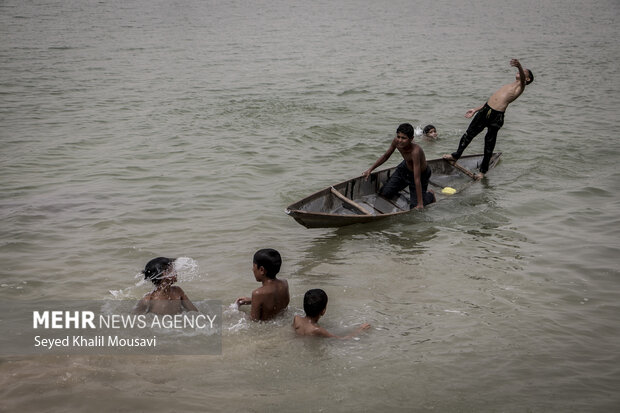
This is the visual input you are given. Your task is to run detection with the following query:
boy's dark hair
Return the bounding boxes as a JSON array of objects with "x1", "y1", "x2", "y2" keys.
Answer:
[
  {"x1": 143, "y1": 257, "x2": 175, "y2": 286},
  {"x1": 253, "y1": 248, "x2": 282, "y2": 279},
  {"x1": 526, "y1": 69, "x2": 534, "y2": 85},
  {"x1": 304, "y1": 289, "x2": 328, "y2": 318},
  {"x1": 397, "y1": 123, "x2": 414, "y2": 139},
  {"x1": 423, "y1": 124, "x2": 436, "y2": 135}
]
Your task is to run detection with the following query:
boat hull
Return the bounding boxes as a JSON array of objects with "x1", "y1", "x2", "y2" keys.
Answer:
[{"x1": 285, "y1": 153, "x2": 501, "y2": 228}]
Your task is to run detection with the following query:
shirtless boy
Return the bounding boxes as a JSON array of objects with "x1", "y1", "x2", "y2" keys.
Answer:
[
  {"x1": 363, "y1": 123, "x2": 435, "y2": 210},
  {"x1": 236, "y1": 248, "x2": 290, "y2": 321},
  {"x1": 443, "y1": 59, "x2": 534, "y2": 179},
  {"x1": 134, "y1": 257, "x2": 198, "y2": 315},
  {"x1": 293, "y1": 289, "x2": 370, "y2": 338}
]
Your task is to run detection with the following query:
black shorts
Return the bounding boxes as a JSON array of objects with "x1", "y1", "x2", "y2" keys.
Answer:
[{"x1": 379, "y1": 161, "x2": 434, "y2": 208}]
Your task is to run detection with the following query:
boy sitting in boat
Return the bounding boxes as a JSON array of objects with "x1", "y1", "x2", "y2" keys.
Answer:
[
  {"x1": 293, "y1": 288, "x2": 370, "y2": 338},
  {"x1": 236, "y1": 248, "x2": 290, "y2": 321},
  {"x1": 362, "y1": 123, "x2": 436, "y2": 210},
  {"x1": 134, "y1": 257, "x2": 198, "y2": 315}
]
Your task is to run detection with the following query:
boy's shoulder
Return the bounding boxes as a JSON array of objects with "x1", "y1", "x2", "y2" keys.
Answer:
[
  {"x1": 254, "y1": 278, "x2": 288, "y2": 293},
  {"x1": 293, "y1": 316, "x2": 318, "y2": 335}
]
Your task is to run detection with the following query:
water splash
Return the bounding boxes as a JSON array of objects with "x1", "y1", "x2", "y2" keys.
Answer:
[
  {"x1": 174, "y1": 257, "x2": 201, "y2": 282},
  {"x1": 108, "y1": 257, "x2": 201, "y2": 300},
  {"x1": 224, "y1": 302, "x2": 250, "y2": 333}
]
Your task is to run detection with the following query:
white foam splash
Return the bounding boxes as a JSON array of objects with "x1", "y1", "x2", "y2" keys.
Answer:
[
  {"x1": 228, "y1": 317, "x2": 249, "y2": 332},
  {"x1": 174, "y1": 256, "x2": 201, "y2": 282}
]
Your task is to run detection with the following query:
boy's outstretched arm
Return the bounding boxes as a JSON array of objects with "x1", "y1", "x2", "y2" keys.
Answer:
[
  {"x1": 236, "y1": 296, "x2": 251, "y2": 306},
  {"x1": 363, "y1": 141, "x2": 397, "y2": 180},
  {"x1": 511, "y1": 58, "x2": 527, "y2": 88},
  {"x1": 324, "y1": 323, "x2": 371, "y2": 339},
  {"x1": 465, "y1": 104, "x2": 485, "y2": 118},
  {"x1": 342, "y1": 323, "x2": 371, "y2": 339}
]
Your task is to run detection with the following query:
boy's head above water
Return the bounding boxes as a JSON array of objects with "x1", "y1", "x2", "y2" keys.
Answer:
[
  {"x1": 304, "y1": 288, "x2": 328, "y2": 318},
  {"x1": 253, "y1": 248, "x2": 282, "y2": 279},
  {"x1": 423, "y1": 124, "x2": 438, "y2": 139},
  {"x1": 143, "y1": 257, "x2": 176, "y2": 286},
  {"x1": 396, "y1": 123, "x2": 414, "y2": 140}
]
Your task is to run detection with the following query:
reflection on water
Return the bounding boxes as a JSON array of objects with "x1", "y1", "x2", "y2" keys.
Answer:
[{"x1": 294, "y1": 217, "x2": 440, "y2": 276}]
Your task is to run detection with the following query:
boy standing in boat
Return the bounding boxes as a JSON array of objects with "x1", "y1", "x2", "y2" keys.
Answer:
[
  {"x1": 363, "y1": 123, "x2": 435, "y2": 210},
  {"x1": 443, "y1": 58, "x2": 534, "y2": 179},
  {"x1": 236, "y1": 248, "x2": 290, "y2": 321}
]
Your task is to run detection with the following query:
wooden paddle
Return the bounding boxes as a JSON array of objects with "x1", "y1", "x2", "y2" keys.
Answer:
[
  {"x1": 445, "y1": 159, "x2": 478, "y2": 180},
  {"x1": 330, "y1": 187, "x2": 372, "y2": 215}
]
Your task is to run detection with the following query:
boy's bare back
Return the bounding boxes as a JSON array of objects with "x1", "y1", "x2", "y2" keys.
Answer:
[
  {"x1": 250, "y1": 278, "x2": 289, "y2": 321},
  {"x1": 136, "y1": 286, "x2": 197, "y2": 315},
  {"x1": 293, "y1": 315, "x2": 370, "y2": 338},
  {"x1": 293, "y1": 315, "x2": 332, "y2": 337}
]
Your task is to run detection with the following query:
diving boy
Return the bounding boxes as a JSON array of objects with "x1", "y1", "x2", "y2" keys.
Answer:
[
  {"x1": 362, "y1": 123, "x2": 435, "y2": 210},
  {"x1": 443, "y1": 58, "x2": 534, "y2": 179},
  {"x1": 134, "y1": 257, "x2": 198, "y2": 315},
  {"x1": 293, "y1": 289, "x2": 370, "y2": 338},
  {"x1": 236, "y1": 248, "x2": 290, "y2": 321}
]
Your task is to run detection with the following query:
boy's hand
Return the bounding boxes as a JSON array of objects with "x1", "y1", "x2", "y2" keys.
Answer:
[
  {"x1": 362, "y1": 169, "x2": 372, "y2": 180},
  {"x1": 464, "y1": 108, "x2": 477, "y2": 118},
  {"x1": 510, "y1": 58, "x2": 521, "y2": 68},
  {"x1": 358, "y1": 323, "x2": 371, "y2": 332},
  {"x1": 236, "y1": 297, "x2": 251, "y2": 306}
]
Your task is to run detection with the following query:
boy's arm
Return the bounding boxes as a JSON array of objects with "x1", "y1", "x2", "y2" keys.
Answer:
[
  {"x1": 327, "y1": 323, "x2": 371, "y2": 339},
  {"x1": 315, "y1": 326, "x2": 338, "y2": 338},
  {"x1": 342, "y1": 323, "x2": 371, "y2": 339},
  {"x1": 363, "y1": 140, "x2": 397, "y2": 179},
  {"x1": 180, "y1": 290, "x2": 198, "y2": 312},
  {"x1": 465, "y1": 104, "x2": 485, "y2": 118},
  {"x1": 249, "y1": 290, "x2": 263, "y2": 321},
  {"x1": 236, "y1": 296, "x2": 251, "y2": 306},
  {"x1": 511, "y1": 58, "x2": 526, "y2": 89},
  {"x1": 133, "y1": 296, "x2": 149, "y2": 314},
  {"x1": 412, "y1": 147, "x2": 424, "y2": 210}
]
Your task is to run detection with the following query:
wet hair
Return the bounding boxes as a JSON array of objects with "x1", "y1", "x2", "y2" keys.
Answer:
[
  {"x1": 396, "y1": 123, "x2": 414, "y2": 139},
  {"x1": 304, "y1": 289, "x2": 328, "y2": 318},
  {"x1": 143, "y1": 257, "x2": 175, "y2": 286},
  {"x1": 526, "y1": 69, "x2": 534, "y2": 85},
  {"x1": 423, "y1": 124, "x2": 436, "y2": 135},
  {"x1": 253, "y1": 248, "x2": 282, "y2": 279}
]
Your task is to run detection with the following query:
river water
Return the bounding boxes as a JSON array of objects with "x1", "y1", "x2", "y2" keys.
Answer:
[{"x1": 1, "y1": 0, "x2": 619, "y2": 411}]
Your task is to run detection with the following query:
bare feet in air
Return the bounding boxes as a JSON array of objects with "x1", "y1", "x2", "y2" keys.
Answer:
[{"x1": 442, "y1": 154, "x2": 456, "y2": 163}]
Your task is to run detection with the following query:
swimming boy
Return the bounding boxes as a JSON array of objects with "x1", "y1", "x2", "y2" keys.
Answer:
[
  {"x1": 293, "y1": 289, "x2": 370, "y2": 338},
  {"x1": 236, "y1": 248, "x2": 290, "y2": 321},
  {"x1": 443, "y1": 58, "x2": 534, "y2": 179},
  {"x1": 362, "y1": 123, "x2": 436, "y2": 210},
  {"x1": 134, "y1": 257, "x2": 198, "y2": 315},
  {"x1": 423, "y1": 124, "x2": 438, "y2": 140}
]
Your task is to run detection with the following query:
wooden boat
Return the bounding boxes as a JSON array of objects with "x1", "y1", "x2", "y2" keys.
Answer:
[{"x1": 285, "y1": 153, "x2": 501, "y2": 228}]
